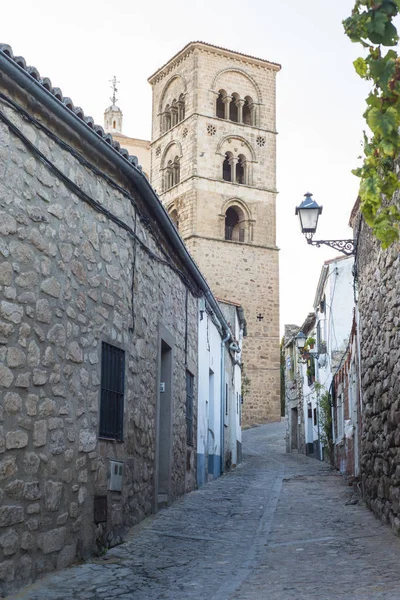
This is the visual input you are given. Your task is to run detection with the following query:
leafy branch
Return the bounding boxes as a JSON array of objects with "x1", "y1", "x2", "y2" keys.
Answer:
[{"x1": 343, "y1": 0, "x2": 400, "y2": 248}]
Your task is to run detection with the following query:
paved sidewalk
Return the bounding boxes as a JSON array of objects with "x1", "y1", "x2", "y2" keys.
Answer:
[{"x1": 8, "y1": 422, "x2": 400, "y2": 600}]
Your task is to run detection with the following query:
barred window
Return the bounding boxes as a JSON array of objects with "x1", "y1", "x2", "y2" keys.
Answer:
[
  {"x1": 186, "y1": 371, "x2": 194, "y2": 445},
  {"x1": 99, "y1": 342, "x2": 125, "y2": 441}
]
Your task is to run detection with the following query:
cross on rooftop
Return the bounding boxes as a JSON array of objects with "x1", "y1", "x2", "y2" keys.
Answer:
[{"x1": 109, "y1": 76, "x2": 120, "y2": 106}]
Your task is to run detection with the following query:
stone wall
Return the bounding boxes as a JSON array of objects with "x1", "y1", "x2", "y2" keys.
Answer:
[
  {"x1": 355, "y1": 215, "x2": 400, "y2": 533},
  {"x1": 187, "y1": 236, "x2": 280, "y2": 424},
  {"x1": 0, "y1": 76, "x2": 198, "y2": 594}
]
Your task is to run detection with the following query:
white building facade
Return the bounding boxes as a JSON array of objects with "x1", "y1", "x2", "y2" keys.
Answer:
[{"x1": 197, "y1": 299, "x2": 245, "y2": 487}]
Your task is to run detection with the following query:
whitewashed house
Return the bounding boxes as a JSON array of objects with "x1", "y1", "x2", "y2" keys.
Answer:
[
  {"x1": 312, "y1": 255, "x2": 355, "y2": 461},
  {"x1": 286, "y1": 255, "x2": 355, "y2": 462},
  {"x1": 196, "y1": 299, "x2": 245, "y2": 487}
]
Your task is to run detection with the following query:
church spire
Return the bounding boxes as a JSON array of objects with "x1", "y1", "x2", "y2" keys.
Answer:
[{"x1": 104, "y1": 75, "x2": 123, "y2": 134}]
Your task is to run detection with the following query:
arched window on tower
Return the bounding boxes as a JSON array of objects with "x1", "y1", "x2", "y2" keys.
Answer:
[
  {"x1": 169, "y1": 208, "x2": 179, "y2": 230},
  {"x1": 166, "y1": 160, "x2": 174, "y2": 190},
  {"x1": 173, "y1": 156, "x2": 180, "y2": 185},
  {"x1": 223, "y1": 152, "x2": 233, "y2": 182},
  {"x1": 170, "y1": 100, "x2": 179, "y2": 127},
  {"x1": 216, "y1": 90, "x2": 226, "y2": 119},
  {"x1": 164, "y1": 105, "x2": 172, "y2": 132},
  {"x1": 230, "y1": 93, "x2": 239, "y2": 122},
  {"x1": 178, "y1": 94, "x2": 185, "y2": 122},
  {"x1": 225, "y1": 206, "x2": 245, "y2": 242},
  {"x1": 243, "y1": 96, "x2": 254, "y2": 125},
  {"x1": 236, "y1": 155, "x2": 246, "y2": 184}
]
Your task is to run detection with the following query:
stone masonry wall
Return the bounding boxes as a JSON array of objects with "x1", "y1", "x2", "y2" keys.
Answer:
[
  {"x1": 0, "y1": 78, "x2": 198, "y2": 595},
  {"x1": 187, "y1": 236, "x2": 280, "y2": 424},
  {"x1": 356, "y1": 216, "x2": 400, "y2": 534}
]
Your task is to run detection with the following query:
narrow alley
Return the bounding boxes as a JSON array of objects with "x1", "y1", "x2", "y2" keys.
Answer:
[{"x1": 9, "y1": 423, "x2": 400, "y2": 600}]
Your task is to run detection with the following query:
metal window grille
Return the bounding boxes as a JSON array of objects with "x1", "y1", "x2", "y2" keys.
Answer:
[
  {"x1": 186, "y1": 371, "x2": 194, "y2": 445},
  {"x1": 99, "y1": 342, "x2": 125, "y2": 441}
]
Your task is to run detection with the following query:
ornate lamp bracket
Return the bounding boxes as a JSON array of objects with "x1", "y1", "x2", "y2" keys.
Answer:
[{"x1": 305, "y1": 234, "x2": 355, "y2": 256}]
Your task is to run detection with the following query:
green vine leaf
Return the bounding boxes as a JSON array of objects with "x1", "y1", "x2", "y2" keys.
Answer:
[
  {"x1": 354, "y1": 57, "x2": 368, "y2": 77},
  {"x1": 366, "y1": 106, "x2": 397, "y2": 136},
  {"x1": 344, "y1": 1, "x2": 400, "y2": 247}
]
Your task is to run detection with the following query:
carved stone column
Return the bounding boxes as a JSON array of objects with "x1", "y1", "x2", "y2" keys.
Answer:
[
  {"x1": 222, "y1": 95, "x2": 232, "y2": 120},
  {"x1": 236, "y1": 98, "x2": 245, "y2": 123}
]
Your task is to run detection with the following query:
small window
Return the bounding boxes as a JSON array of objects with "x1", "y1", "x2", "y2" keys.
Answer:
[
  {"x1": 223, "y1": 152, "x2": 232, "y2": 182},
  {"x1": 99, "y1": 342, "x2": 125, "y2": 440},
  {"x1": 230, "y1": 93, "x2": 239, "y2": 122},
  {"x1": 216, "y1": 90, "x2": 225, "y2": 119},
  {"x1": 165, "y1": 156, "x2": 180, "y2": 191},
  {"x1": 178, "y1": 93, "x2": 185, "y2": 122},
  {"x1": 243, "y1": 96, "x2": 254, "y2": 125},
  {"x1": 164, "y1": 105, "x2": 172, "y2": 132},
  {"x1": 225, "y1": 207, "x2": 239, "y2": 241},
  {"x1": 336, "y1": 395, "x2": 344, "y2": 440},
  {"x1": 236, "y1": 155, "x2": 246, "y2": 184},
  {"x1": 307, "y1": 354, "x2": 315, "y2": 387},
  {"x1": 186, "y1": 371, "x2": 194, "y2": 445},
  {"x1": 169, "y1": 208, "x2": 179, "y2": 230}
]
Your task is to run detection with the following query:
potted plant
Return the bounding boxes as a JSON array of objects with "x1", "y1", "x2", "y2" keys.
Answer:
[{"x1": 306, "y1": 336, "x2": 316, "y2": 349}]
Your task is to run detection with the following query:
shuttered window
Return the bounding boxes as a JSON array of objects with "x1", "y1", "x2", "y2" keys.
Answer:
[{"x1": 99, "y1": 342, "x2": 125, "y2": 441}]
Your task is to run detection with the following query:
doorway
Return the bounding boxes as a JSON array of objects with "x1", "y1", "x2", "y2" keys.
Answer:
[
  {"x1": 156, "y1": 338, "x2": 173, "y2": 509},
  {"x1": 291, "y1": 407, "x2": 298, "y2": 450},
  {"x1": 207, "y1": 370, "x2": 215, "y2": 480}
]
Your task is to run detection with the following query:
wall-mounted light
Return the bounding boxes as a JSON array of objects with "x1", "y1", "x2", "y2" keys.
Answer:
[
  {"x1": 295, "y1": 192, "x2": 355, "y2": 256},
  {"x1": 295, "y1": 331, "x2": 307, "y2": 351},
  {"x1": 295, "y1": 330, "x2": 320, "y2": 359}
]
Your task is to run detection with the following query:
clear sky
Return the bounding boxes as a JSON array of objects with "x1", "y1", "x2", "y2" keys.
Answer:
[{"x1": 1, "y1": 0, "x2": 378, "y2": 334}]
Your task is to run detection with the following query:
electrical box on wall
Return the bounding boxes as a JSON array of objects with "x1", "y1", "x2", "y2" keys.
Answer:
[
  {"x1": 160, "y1": 382, "x2": 166, "y2": 393},
  {"x1": 108, "y1": 460, "x2": 123, "y2": 492}
]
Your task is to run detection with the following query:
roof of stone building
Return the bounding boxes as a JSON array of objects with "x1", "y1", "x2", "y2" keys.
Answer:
[
  {"x1": 148, "y1": 41, "x2": 281, "y2": 82},
  {"x1": 284, "y1": 324, "x2": 300, "y2": 347},
  {"x1": 300, "y1": 312, "x2": 316, "y2": 337},
  {"x1": 0, "y1": 43, "x2": 141, "y2": 169}
]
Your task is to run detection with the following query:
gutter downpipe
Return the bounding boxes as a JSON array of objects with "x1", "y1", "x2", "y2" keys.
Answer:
[
  {"x1": 0, "y1": 50, "x2": 233, "y2": 339},
  {"x1": 220, "y1": 330, "x2": 230, "y2": 476}
]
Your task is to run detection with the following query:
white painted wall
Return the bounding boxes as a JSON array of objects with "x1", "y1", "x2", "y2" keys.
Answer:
[
  {"x1": 197, "y1": 305, "x2": 222, "y2": 485},
  {"x1": 313, "y1": 256, "x2": 355, "y2": 458},
  {"x1": 225, "y1": 309, "x2": 243, "y2": 467},
  {"x1": 326, "y1": 257, "x2": 354, "y2": 354}
]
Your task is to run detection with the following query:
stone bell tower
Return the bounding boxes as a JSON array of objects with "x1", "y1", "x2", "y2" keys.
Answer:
[
  {"x1": 148, "y1": 42, "x2": 281, "y2": 425},
  {"x1": 104, "y1": 76, "x2": 123, "y2": 134}
]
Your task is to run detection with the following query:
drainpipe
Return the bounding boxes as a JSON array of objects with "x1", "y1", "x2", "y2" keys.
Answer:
[{"x1": 220, "y1": 330, "x2": 230, "y2": 476}]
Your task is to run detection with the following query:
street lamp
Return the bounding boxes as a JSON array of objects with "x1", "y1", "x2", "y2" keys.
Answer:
[
  {"x1": 295, "y1": 330, "x2": 320, "y2": 359},
  {"x1": 295, "y1": 331, "x2": 307, "y2": 351},
  {"x1": 295, "y1": 192, "x2": 355, "y2": 256}
]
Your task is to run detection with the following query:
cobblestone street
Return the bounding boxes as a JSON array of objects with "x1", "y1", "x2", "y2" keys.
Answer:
[{"x1": 9, "y1": 422, "x2": 400, "y2": 600}]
